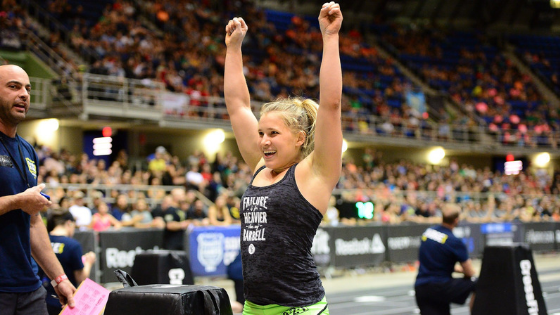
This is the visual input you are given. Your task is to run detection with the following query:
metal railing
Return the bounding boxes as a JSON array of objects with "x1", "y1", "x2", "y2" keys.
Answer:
[
  {"x1": 29, "y1": 77, "x2": 49, "y2": 110},
  {"x1": 331, "y1": 189, "x2": 560, "y2": 211},
  {"x1": 21, "y1": 30, "x2": 83, "y2": 116},
  {"x1": 73, "y1": 74, "x2": 560, "y2": 150},
  {"x1": 42, "y1": 183, "x2": 212, "y2": 208}
]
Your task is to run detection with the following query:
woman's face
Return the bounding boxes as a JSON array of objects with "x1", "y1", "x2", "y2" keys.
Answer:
[
  {"x1": 99, "y1": 203, "x2": 109, "y2": 214},
  {"x1": 258, "y1": 112, "x2": 303, "y2": 170}
]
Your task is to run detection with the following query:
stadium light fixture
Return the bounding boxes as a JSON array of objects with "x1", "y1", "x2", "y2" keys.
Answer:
[
  {"x1": 203, "y1": 129, "x2": 225, "y2": 156},
  {"x1": 427, "y1": 147, "x2": 445, "y2": 165},
  {"x1": 39, "y1": 118, "x2": 59, "y2": 133},
  {"x1": 204, "y1": 129, "x2": 225, "y2": 144},
  {"x1": 534, "y1": 152, "x2": 550, "y2": 168}
]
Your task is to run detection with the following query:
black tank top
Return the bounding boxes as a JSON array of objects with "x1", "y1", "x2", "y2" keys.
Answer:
[{"x1": 241, "y1": 164, "x2": 325, "y2": 306}]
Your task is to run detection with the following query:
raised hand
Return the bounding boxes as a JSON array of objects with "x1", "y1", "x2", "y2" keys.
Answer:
[
  {"x1": 318, "y1": 2, "x2": 343, "y2": 36},
  {"x1": 225, "y1": 17, "x2": 248, "y2": 49}
]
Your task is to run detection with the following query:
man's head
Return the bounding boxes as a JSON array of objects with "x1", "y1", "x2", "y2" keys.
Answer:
[
  {"x1": 441, "y1": 203, "x2": 461, "y2": 228},
  {"x1": 161, "y1": 195, "x2": 174, "y2": 210},
  {"x1": 0, "y1": 65, "x2": 31, "y2": 132},
  {"x1": 47, "y1": 210, "x2": 76, "y2": 236},
  {"x1": 73, "y1": 190, "x2": 85, "y2": 206}
]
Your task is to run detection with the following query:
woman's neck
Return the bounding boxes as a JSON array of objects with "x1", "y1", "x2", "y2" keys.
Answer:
[{"x1": 270, "y1": 160, "x2": 298, "y2": 176}]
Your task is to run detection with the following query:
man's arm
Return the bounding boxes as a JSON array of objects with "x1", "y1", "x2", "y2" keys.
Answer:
[
  {"x1": 74, "y1": 252, "x2": 96, "y2": 285},
  {"x1": 459, "y1": 259, "x2": 476, "y2": 278},
  {"x1": 0, "y1": 184, "x2": 50, "y2": 216},
  {"x1": 30, "y1": 214, "x2": 76, "y2": 307}
]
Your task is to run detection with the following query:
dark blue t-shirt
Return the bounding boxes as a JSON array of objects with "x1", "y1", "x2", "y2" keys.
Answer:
[
  {"x1": 0, "y1": 132, "x2": 41, "y2": 292},
  {"x1": 41, "y1": 235, "x2": 84, "y2": 309},
  {"x1": 415, "y1": 225, "x2": 469, "y2": 287}
]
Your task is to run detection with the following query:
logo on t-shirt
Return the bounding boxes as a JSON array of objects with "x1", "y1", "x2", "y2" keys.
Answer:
[
  {"x1": 51, "y1": 242, "x2": 65, "y2": 254},
  {"x1": 25, "y1": 158, "x2": 36, "y2": 178},
  {"x1": 0, "y1": 155, "x2": 13, "y2": 167},
  {"x1": 248, "y1": 244, "x2": 255, "y2": 255},
  {"x1": 422, "y1": 228, "x2": 449, "y2": 244},
  {"x1": 242, "y1": 196, "x2": 268, "y2": 243}
]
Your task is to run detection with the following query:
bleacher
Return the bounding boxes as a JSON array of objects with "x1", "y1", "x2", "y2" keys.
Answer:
[{"x1": 509, "y1": 34, "x2": 560, "y2": 96}]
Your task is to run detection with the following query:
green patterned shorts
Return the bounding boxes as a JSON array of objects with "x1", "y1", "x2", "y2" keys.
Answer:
[{"x1": 242, "y1": 297, "x2": 329, "y2": 315}]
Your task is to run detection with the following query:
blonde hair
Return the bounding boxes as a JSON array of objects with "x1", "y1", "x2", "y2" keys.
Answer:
[{"x1": 260, "y1": 97, "x2": 318, "y2": 158}]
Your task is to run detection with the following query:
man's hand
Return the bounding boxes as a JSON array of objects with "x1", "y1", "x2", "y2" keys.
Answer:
[
  {"x1": 18, "y1": 183, "x2": 51, "y2": 216},
  {"x1": 54, "y1": 280, "x2": 76, "y2": 308},
  {"x1": 225, "y1": 17, "x2": 248, "y2": 49},
  {"x1": 83, "y1": 251, "x2": 96, "y2": 265},
  {"x1": 318, "y1": 2, "x2": 343, "y2": 36}
]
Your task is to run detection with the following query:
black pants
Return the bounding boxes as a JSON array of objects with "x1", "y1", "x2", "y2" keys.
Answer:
[
  {"x1": 415, "y1": 278, "x2": 476, "y2": 315},
  {"x1": 0, "y1": 286, "x2": 48, "y2": 315}
]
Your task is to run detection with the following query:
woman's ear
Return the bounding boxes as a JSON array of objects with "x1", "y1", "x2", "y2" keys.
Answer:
[{"x1": 296, "y1": 131, "x2": 306, "y2": 147}]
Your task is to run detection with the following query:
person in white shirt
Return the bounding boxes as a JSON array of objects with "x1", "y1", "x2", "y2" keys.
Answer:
[{"x1": 68, "y1": 191, "x2": 92, "y2": 229}]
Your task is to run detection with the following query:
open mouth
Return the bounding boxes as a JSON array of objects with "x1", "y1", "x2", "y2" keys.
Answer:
[
  {"x1": 264, "y1": 150, "x2": 276, "y2": 158},
  {"x1": 13, "y1": 103, "x2": 27, "y2": 111}
]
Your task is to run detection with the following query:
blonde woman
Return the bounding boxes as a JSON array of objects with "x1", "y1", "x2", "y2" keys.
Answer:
[{"x1": 224, "y1": 2, "x2": 342, "y2": 314}]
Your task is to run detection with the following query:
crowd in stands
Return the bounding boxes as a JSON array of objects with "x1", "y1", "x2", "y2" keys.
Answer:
[
  {"x1": 37, "y1": 0, "x2": 435, "y2": 137},
  {"x1": 4, "y1": 1, "x2": 560, "y2": 230},
  {"x1": 37, "y1": 142, "x2": 560, "y2": 240},
  {"x1": 4, "y1": 0, "x2": 559, "y2": 147},
  {"x1": 377, "y1": 23, "x2": 560, "y2": 148},
  {"x1": 512, "y1": 35, "x2": 560, "y2": 96}
]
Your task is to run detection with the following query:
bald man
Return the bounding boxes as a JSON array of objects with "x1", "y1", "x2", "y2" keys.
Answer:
[
  {"x1": 414, "y1": 203, "x2": 477, "y2": 315},
  {"x1": 0, "y1": 65, "x2": 76, "y2": 314}
]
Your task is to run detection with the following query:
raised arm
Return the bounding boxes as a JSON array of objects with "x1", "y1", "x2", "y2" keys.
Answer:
[
  {"x1": 224, "y1": 17, "x2": 262, "y2": 171},
  {"x1": 310, "y1": 2, "x2": 343, "y2": 187}
]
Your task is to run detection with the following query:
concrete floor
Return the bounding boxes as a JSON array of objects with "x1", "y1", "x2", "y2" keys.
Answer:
[{"x1": 195, "y1": 253, "x2": 560, "y2": 314}]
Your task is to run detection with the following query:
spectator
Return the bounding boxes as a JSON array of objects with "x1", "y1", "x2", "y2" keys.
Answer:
[
  {"x1": 68, "y1": 191, "x2": 92, "y2": 229},
  {"x1": 111, "y1": 193, "x2": 131, "y2": 221},
  {"x1": 122, "y1": 198, "x2": 160, "y2": 229},
  {"x1": 187, "y1": 199, "x2": 210, "y2": 226},
  {"x1": 42, "y1": 210, "x2": 96, "y2": 315},
  {"x1": 185, "y1": 165, "x2": 205, "y2": 191},
  {"x1": 88, "y1": 202, "x2": 121, "y2": 231},
  {"x1": 207, "y1": 195, "x2": 232, "y2": 226},
  {"x1": 148, "y1": 146, "x2": 168, "y2": 174},
  {"x1": 89, "y1": 190, "x2": 104, "y2": 214},
  {"x1": 152, "y1": 195, "x2": 189, "y2": 250}
]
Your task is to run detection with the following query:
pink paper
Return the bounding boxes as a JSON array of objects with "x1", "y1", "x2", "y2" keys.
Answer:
[{"x1": 60, "y1": 278, "x2": 110, "y2": 315}]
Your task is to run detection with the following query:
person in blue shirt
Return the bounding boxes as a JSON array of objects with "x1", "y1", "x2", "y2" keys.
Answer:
[
  {"x1": 415, "y1": 203, "x2": 477, "y2": 315},
  {"x1": 42, "y1": 210, "x2": 96, "y2": 315},
  {"x1": 0, "y1": 65, "x2": 76, "y2": 314}
]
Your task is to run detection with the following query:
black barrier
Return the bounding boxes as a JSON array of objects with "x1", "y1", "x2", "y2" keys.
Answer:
[
  {"x1": 98, "y1": 228, "x2": 164, "y2": 283},
  {"x1": 454, "y1": 222, "x2": 484, "y2": 258},
  {"x1": 554, "y1": 223, "x2": 560, "y2": 250},
  {"x1": 74, "y1": 230, "x2": 98, "y2": 283},
  {"x1": 472, "y1": 244, "x2": 547, "y2": 315},
  {"x1": 523, "y1": 222, "x2": 556, "y2": 252},
  {"x1": 385, "y1": 224, "x2": 430, "y2": 263},
  {"x1": 71, "y1": 222, "x2": 559, "y2": 283},
  {"x1": 130, "y1": 250, "x2": 194, "y2": 285},
  {"x1": 331, "y1": 225, "x2": 386, "y2": 268},
  {"x1": 311, "y1": 227, "x2": 336, "y2": 267}
]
